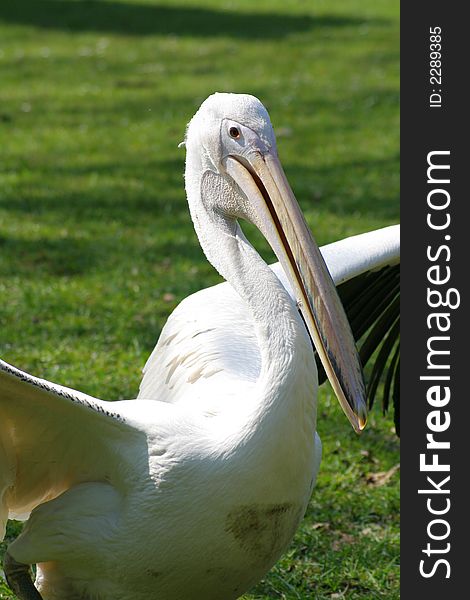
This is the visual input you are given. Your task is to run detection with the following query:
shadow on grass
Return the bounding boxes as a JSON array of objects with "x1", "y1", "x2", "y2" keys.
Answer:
[
  {"x1": 0, "y1": 0, "x2": 388, "y2": 38},
  {"x1": 0, "y1": 222, "x2": 204, "y2": 279},
  {"x1": 0, "y1": 235, "x2": 111, "y2": 277},
  {"x1": 0, "y1": 151, "x2": 398, "y2": 220}
]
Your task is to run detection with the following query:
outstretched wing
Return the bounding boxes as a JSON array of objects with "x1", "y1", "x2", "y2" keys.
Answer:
[
  {"x1": 139, "y1": 225, "x2": 400, "y2": 429},
  {"x1": 0, "y1": 359, "x2": 140, "y2": 539}
]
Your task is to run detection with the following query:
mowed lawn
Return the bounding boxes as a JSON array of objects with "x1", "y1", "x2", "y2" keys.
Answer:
[{"x1": 0, "y1": 1, "x2": 399, "y2": 598}]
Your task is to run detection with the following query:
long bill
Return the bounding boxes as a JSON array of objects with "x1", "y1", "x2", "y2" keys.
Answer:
[{"x1": 223, "y1": 151, "x2": 367, "y2": 433}]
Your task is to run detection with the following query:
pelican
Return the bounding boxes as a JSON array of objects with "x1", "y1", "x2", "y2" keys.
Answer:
[{"x1": 0, "y1": 93, "x2": 399, "y2": 600}]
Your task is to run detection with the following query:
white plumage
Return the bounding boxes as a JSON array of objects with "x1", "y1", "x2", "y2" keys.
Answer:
[{"x1": 0, "y1": 93, "x2": 399, "y2": 600}]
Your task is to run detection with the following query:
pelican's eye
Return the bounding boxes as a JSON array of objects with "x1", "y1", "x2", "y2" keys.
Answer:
[{"x1": 229, "y1": 126, "x2": 241, "y2": 139}]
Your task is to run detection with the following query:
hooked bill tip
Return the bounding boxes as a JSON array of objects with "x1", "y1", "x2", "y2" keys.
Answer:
[{"x1": 354, "y1": 407, "x2": 368, "y2": 433}]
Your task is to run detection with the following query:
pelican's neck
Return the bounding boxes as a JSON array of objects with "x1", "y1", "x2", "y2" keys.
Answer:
[{"x1": 185, "y1": 152, "x2": 308, "y2": 384}]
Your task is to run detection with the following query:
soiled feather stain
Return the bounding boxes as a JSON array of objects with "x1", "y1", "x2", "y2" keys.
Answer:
[
  {"x1": 146, "y1": 569, "x2": 162, "y2": 579},
  {"x1": 225, "y1": 503, "x2": 300, "y2": 562}
]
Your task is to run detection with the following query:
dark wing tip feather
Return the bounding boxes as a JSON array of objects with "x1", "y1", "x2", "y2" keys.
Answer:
[{"x1": 315, "y1": 264, "x2": 400, "y2": 436}]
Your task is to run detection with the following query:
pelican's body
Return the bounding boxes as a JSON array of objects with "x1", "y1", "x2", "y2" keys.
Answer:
[
  {"x1": 0, "y1": 211, "x2": 320, "y2": 600},
  {"x1": 0, "y1": 93, "x2": 397, "y2": 599}
]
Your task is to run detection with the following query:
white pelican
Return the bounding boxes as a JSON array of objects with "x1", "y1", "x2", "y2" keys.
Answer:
[{"x1": 0, "y1": 93, "x2": 399, "y2": 600}]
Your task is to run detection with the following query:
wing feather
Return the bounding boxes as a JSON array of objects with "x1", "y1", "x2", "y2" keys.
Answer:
[
  {"x1": 138, "y1": 283, "x2": 260, "y2": 404},
  {"x1": 0, "y1": 359, "x2": 138, "y2": 539}
]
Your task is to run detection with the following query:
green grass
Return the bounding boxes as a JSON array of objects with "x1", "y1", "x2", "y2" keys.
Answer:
[{"x1": 0, "y1": 0, "x2": 399, "y2": 598}]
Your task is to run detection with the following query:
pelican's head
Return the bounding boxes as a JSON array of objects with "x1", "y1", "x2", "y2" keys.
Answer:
[
  {"x1": 185, "y1": 93, "x2": 367, "y2": 433},
  {"x1": 185, "y1": 93, "x2": 275, "y2": 161}
]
